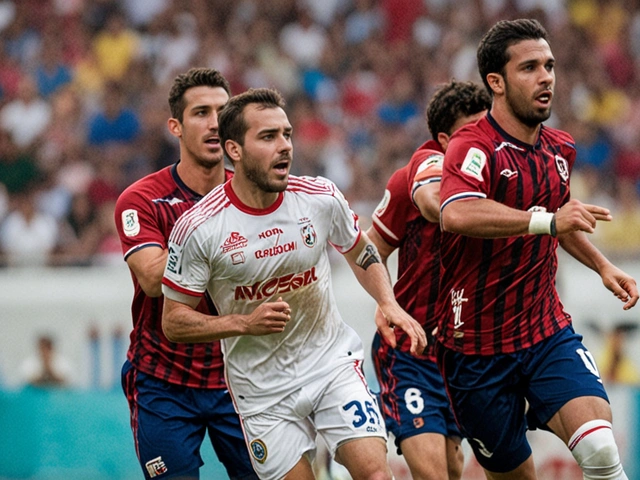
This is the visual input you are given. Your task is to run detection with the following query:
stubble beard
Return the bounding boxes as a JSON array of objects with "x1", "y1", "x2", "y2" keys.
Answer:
[{"x1": 506, "y1": 83, "x2": 552, "y2": 128}]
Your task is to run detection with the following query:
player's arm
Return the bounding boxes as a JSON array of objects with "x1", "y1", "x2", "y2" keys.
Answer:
[
  {"x1": 161, "y1": 291, "x2": 292, "y2": 342},
  {"x1": 343, "y1": 234, "x2": 427, "y2": 356},
  {"x1": 559, "y1": 231, "x2": 638, "y2": 310},
  {"x1": 441, "y1": 198, "x2": 613, "y2": 238},
  {"x1": 413, "y1": 182, "x2": 440, "y2": 223},
  {"x1": 126, "y1": 247, "x2": 168, "y2": 297},
  {"x1": 364, "y1": 226, "x2": 395, "y2": 267}
]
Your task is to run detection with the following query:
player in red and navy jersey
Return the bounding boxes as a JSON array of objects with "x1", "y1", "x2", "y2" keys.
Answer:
[
  {"x1": 436, "y1": 19, "x2": 638, "y2": 480},
  {"x1": 114, "y1": 68, "x2": 257, "y2": 480},
  {"x1": 369, "y1": 80, "x2": 490, "y2": 480}
]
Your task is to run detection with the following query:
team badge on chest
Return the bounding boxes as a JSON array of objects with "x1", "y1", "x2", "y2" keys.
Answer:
[
  {"x1": 300, "y1": 223, "x2": 317, "y2": 248},
  {"x1": 555, "y1": 155, "x2": 569, "y2": 182}
]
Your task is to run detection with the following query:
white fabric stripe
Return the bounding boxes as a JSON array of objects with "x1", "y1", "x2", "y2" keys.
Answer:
[
  {"x1": 440, "y1": 191, "x2": 486, "y2": 212},
  {"x1": 372, "y1": 215, "x2": 400, "y2": 242}
]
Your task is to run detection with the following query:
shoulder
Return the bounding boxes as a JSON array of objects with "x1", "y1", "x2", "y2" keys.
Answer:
[
  {"x1": 541, "y1": 125, "x2": 576, "y2": 149},
  {"x1": 286, "y1": 175, "x2": 339, "y2": 196},
  {"x1": 116, "y1": 167, "x2": 172, "y2": 210},
  {"x1": 170, "y1": 183, "x2": 229, "y2": 245}
]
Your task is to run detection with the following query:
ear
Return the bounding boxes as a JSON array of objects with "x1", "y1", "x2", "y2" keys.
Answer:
[
  {"x1": 486, "y1": 73, "x2": 504, "y2": 96},
  {"x1": 167, "y1": 117, "x2": 182, "y2": 139},
  {"x1": 437, "y1": 132, "x2": 450, "y2": 152},
  {"x1": 225, "y1": 139, "x2": 242, "y2": 162}
]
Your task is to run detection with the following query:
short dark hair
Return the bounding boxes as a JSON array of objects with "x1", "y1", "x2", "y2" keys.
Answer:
[
  {"x1": 426, "y1": 80, "x2": 491, "y2": 138},
  {"x1": 168, "y1": 67, "x2": 231, "y2": 122},
  {"x1": 218, "y1": 88, "x2": 286, "y2": 154},
  {"x1": 477, "y1": 18, "x2": 549, "y2": 94}
]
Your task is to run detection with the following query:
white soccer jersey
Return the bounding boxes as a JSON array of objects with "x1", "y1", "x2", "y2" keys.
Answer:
[{"x1": 163, "y1": 175, "x2": 365, "y2": 416}]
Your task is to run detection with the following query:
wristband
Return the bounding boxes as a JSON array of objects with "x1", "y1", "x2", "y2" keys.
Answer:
[{"x1": 528, "y1": 211, "x2": 555, "y2": 236}]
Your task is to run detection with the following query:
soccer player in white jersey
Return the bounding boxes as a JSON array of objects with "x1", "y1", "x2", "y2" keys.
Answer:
[{"x1": 161, "y1": 87, "x2": 427, "y2": 480}]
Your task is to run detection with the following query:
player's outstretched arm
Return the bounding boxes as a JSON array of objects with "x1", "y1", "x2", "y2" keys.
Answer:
[
  {"x1": 162, "y1": 294, "x2": 291, "y2": 343},
  {"x1": 343, "y1": 235, "x2": 427, "y2": 356},
  {"x1": 559, "y1": 231, "x2": 639, "y2": 310}
]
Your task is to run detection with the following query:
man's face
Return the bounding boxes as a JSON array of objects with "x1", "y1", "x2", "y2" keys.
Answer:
[
  {"x1": 175, "y1": 86, "x2": 229, "y2": 168},
  {"x1": 239, "y1": 105, "x2": 293, "y2": 193},
  {"x1": 502, "y1": 38, "x2": 555, "y2": 127}
]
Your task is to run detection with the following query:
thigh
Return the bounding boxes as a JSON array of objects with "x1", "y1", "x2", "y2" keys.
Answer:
[
  {"x1": 314, "y1": 360, "x2": 387, "y2": 457},
  {"x1": 524, "y1": 326, "x2": 610, "y2": 432},
  {"x1": 374, "y1": 343, "x2": 459, "y2": 450},
  {"x1": 122, "y1": 362, "x2": 205, "y2": 479},
  {"x1": 436, "y1": 345, "x2": 531, "y2": 474},
  {"x1": 199, "y1": 389, "x2": 258, "y2": 479},
  {"x1": 241, "y1": 395, "x2": 316, "y2": 480}
]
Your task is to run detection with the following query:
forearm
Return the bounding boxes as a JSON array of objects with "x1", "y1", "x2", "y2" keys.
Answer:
[
  {"x1": 162, "y1": 299, "x2": 245, "y2": 343},
  {"x1": 441, "y1": 198, "x2": 531, "y2": 238},
  {"x1": 559, "y1": 231, "x2": 611, "y2": 274}
]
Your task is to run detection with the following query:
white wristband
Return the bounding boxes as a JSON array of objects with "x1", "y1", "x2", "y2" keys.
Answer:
[{"x1": 528, "y1": 211, "x2": 555, "y2": 235}]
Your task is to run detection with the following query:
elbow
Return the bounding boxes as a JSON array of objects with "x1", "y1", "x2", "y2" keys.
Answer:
[
  {"x1": 440, "y1": 206, "x2": 461, "y2": 233},
  {"x1": 162, "y1": 318, "x2": 181, "y2": 343}
]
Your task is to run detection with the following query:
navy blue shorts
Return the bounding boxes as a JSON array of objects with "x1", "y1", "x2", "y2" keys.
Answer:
[
  {"x1": 122, "y1": 361, "x2": 257, "y2": 479},
  {"x1": 372, "y1": 334, "x2": 460, "y2": 454},
  {"x1": 436, "y1": 326, "x2": 609, "y2": 473}
]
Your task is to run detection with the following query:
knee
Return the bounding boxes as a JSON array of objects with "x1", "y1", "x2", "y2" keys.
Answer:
[{"x1": 569, "y1": 420, "x2": 627, "y2": 480}]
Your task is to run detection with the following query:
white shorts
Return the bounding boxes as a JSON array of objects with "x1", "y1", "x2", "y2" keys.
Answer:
[{"x1": 241, "y1": 359, "x2": 387, "y2": 480}]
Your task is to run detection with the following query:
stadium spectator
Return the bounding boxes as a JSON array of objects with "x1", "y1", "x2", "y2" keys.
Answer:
[
  {"x1": 162, "y1": 87, "x2": 427, "y2": 480},
  {"x1": 0, "y1": 75, "x2": 52, "y2": 149},
  {"x1": 18, "y1": 334, "x2": 73, "y2": 388},
  {"x1": 0, "y1": 180, "x2": 59, "y2": 267},
  {"x1": 436, "y1": 18, "x2": 638, "y2": 479},
  {"x1": 86, "y1": 81, "x2": 140, "y2": 147}
]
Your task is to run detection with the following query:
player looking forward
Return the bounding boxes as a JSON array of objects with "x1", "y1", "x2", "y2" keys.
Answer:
[{"x1": 436, "y1": 18, "x2": 638, "y2": 480}]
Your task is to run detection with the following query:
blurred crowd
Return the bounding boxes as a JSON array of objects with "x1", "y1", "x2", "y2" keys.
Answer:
[{"x1": 1, "y1": 0, "x2": 640, "y2": 268}]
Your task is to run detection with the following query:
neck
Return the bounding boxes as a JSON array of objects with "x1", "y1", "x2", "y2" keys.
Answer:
[
  {"x1": 230, "y1": 176, "x2": 279, "y2": 210},
  {"x1": 176, "y1": 159, "x2": 226, "y2": 196},
  {"x1": 490, "y1": 105, "x2": 540, "y2": 146}
]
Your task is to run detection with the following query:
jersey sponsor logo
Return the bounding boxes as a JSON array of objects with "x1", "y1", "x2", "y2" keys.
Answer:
[
  {"x1": 250, "y1": 439, "x2": 268, "y2": 464},
  {"x1": 300, "y1": 224, "x2": 317, "y2": 248},
  {"x1": 555, "y1": 155, "x2": 569, "y2": 182},
  {"x1": 373, "y1": 189, "x2": 391, "y2": 217},
  {"x1": 152, "y1": 197, "x2": 184, "y2": 205},
  {"x1": 221, "y1": 232, "x2": 248, "y2": 253},
  {"x1": 461, "y1": 147, "x2": 486, "y2": 181},
  {"x1": 255, "y1": 241, "x2": 297, "y2": 259},
  {"x1": 145, "y1": 456, "x2": 168, "y2": 477},
  {"x1": 258, "y1": 227, "x2": 284, "y2": 240},
  {"x1": 471, "y1": 438, "x2": 494, "y2": 458},
  {"x1": 166, "y1": 242, "x2": 182, "y2": 275},
  {"x1": 495, "y1": 141, "x2": 525, "y2": 152},
  {"x1": 450, "y1": 288, "x2": 467, "y2": 331},
  {"x1": 122, "y1": 209, "x2": 141, "y2": 237},
  {"x1": 417, "y1": 153, "x2": 444, "y2": 174},
  {"x1": 231, "y1": 251, "x2": 245, "y2": 265},
  {"x1": 234, "y1": 267, "x2": 318, "y2": 301},
  {"x1": 500, "y1": 168, "x2": 517, "y2": 178}
]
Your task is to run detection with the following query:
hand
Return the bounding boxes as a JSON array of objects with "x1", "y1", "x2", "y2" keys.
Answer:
[
  {"x1": 242, "y1": 297, "x2": 292, "y2": 335},
  {"x1": 376, "y1": 303, "x2": 427, "y2": 357},
  {"x1": 554, "y1": 199, "x2": 611, "y2": 235},
  {"x1": 599, "y1": 265, "x2": 639, "y2": 311}
]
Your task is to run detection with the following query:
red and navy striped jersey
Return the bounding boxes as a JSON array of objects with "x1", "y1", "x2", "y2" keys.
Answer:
[
  {"x1": 371, "y1": 140, "x2": 443, "y2": 360},
  {"x1": 115, "y1": 163, "x2": 233, "y2": 388},
  {"x1": 436, "y1": 114, "x2": 573, "y2": 355}
]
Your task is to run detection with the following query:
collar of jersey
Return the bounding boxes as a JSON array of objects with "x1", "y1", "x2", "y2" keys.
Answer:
[
  {"x1": 224, "y1": 181, "x2": 284, "y2": 216},
  {"x1": 486, "y1": 112, "x2": 543, "y2": 150}
]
